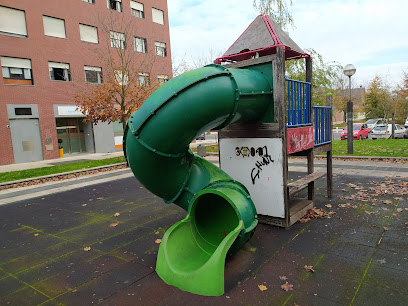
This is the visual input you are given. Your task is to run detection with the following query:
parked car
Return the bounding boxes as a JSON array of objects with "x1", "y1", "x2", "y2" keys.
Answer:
[
  {"x1": 365, "y1": 118, "x2": 387, "y2": 131},
  {"x1": 340, "y1": 123, "x2": 370, "y2": 140},
  {"x1": 405, "y1": 114, "x2": 408, "y2": 138},
  {"x1": 371, "y1": 124, "x2": 405, "y2": 139}
]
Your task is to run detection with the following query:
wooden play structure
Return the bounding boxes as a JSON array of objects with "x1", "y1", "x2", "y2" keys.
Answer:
[{"x1": 217, "y1": 15, "x2": 333, "y2": 227}]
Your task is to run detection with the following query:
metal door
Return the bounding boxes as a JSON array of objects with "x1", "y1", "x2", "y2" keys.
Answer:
[{"x1": 9, "y1": 119, "x2": 43, "y2": 163}]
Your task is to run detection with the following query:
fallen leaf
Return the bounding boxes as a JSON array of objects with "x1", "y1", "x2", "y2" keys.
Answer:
[
  {"x1": 383, "y1": 227, "x2": 389, "y2": 231},
  {"x1": 81, "y1": 204, "x2": 87, "y2": 207},
  {"x1": 396, "y1": 208, "x2": 403, "y2": 212},
  {"x1": 72, "y1": 289, "x2": 77, "y2": 293},
  {"x1": 304, "y1": 265, "x2": 315, "y2": 272},
  {"x1": 281, "y1": 282, "x2": 294, "y2": 291},
  {"x1": 325, "y1": 204, "x2": 332, "y2": 208},
  {"x1": 155, "y1": 231, "x2": 160, "y2": 234},
  {"x1": 83, "y1": 246, "x2": 91, "y2": 251},
  {"x1": 155, "y1": 239, "x2": 162, "y2": 244},
  {"x1": 377, "y1": 258, "x2": 386, "y2": 264},
  {"x1": 34, "y1": 233, "x2": 39, "y2": 236},
  {"x1": 258, "y1": 284, "x2": 268, "y2": 291},
  {"x1": 381, "y1": 207, "x2": 389, "y2": 211},
  {"x1": 97, "y1": 197, "x2": 104, "y2": 200},
  {"x1": 110, "y1": 222, "x2": 119, "y2": 227},
  {"x1": 114, "y1": 213, "x2": 120, "y2": 217},
  {"x1": 279, "y1": 275, "x2": 288, "y2": 281}
]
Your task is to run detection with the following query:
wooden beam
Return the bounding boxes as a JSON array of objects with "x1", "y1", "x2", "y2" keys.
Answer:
[
  {"x1": 272, "y1": 46, "x2": 289, "y2": 227},
  {"x1": 326, "y1": 94, "x2": 333, "y2": 198},
  {"x1": 288, "y1": 171, "x2": 325, "y2": 197},
  {"x1": 222, "y1": 54, "x2": 277, "y2": 69}
]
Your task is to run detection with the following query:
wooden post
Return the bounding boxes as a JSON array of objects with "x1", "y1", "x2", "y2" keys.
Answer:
[
  {"x1": 305, "y1": 56, "x2": 314, "y2": 201},
  {"x1": 326, "y1": 94, "x2": 333, "y2": 198},
  {"x1": 273, "y1": 47, "x2": 288, "y2": 226}
]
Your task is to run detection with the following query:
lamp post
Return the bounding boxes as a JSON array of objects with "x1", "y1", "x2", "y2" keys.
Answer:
[{"x1": 343, "y1": 64, "x2": 356, "y2": 154}]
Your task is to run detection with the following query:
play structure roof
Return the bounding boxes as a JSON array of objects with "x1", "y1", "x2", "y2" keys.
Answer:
[{"x1": 217, "y1": 15, "x2": 309, "y2": 63}]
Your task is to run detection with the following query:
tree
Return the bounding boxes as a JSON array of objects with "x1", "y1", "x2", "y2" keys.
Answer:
[
  {"x1": 75, "y1": 11, "x2": 163, "y2": 130},
  {"x1": 253, "y1": 0, "x2": 294, "y2": 31},
  {"x1": 363, "y1": 75, "x2": 392, "y2": 120},
  {"x1": 172, "y1": 49, "x2": 223, "y2": 77},
  {"x1": 393, "y1": 71, "x2": 408, "y2": 121},
  {"x1": 285, "y1": 49, "x2": 343, "y2": 106}
]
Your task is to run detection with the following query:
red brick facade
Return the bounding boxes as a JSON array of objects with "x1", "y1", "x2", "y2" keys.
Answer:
[{"x1": 0, "y1": 0, "x2": 172, "y2": 165}]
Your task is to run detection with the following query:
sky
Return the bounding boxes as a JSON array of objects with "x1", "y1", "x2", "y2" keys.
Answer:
[{"x1": 167, "y1": 0, "x2": 408, "y2": 88}]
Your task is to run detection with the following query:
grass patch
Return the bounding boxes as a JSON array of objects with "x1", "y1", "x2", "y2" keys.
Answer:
[
  {"x1": 331, "y1": 139, "x2": 408, "y2": 157},
  {"x1": 0, "y1": 156, "x2": 126, "y2": 183},
  {"x1": 191, "y1": 145, "x2": 219, "y2": 153}
]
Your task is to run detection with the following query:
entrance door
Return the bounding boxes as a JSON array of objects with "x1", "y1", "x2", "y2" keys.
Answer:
[
  {"x1": 57, "y1": 126, "x2": 82, "y2": 154},
  {"x1": 9, "y1": 119, "x2": 43, "y2": 163}
]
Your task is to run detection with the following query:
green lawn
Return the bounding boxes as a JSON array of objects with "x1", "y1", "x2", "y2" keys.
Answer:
[
  {"x1": 193, "y1": 140, "x2": 408, "y2": 157},
  {"x1": 331, "y1": 139, "x2": 408, "y2": 157},
  {"x1": 0, "y1": 156, "x2": 126, "y2": 183},
  {"x1": 2, "y1": 139, "x2": 406, "y2": 184}
]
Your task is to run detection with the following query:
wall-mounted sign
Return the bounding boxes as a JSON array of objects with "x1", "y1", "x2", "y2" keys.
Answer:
[
  {"x1": 57, "y1": 106, "x2": 85, "y2": 117},
  {"x1": 286, "y1": 126, "x2": 314, "y2": 155},
  {"x1": 220, "y1": 138, "x2": 285, "y2": 218}
]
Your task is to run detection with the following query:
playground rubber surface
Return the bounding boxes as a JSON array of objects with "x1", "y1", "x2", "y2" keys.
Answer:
[{"x1": 0, "y1": 159, "x2": 407, "y2": 305}]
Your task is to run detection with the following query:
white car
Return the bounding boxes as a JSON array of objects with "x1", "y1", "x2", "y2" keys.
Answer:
[
  {"x1": 405, "y1": 115, "x2": 408, "y2": 138},
  {"x1": 370, "y1": 124, "x2": 405, "y2": 139},
  {"x1": 365, "y1": 118, "x2": 387, "y2": 131}
]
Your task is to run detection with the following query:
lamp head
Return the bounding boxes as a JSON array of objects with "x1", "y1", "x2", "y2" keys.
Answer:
[{"x1": 343, "y1": 64, "x2": 356, "y2": 77}]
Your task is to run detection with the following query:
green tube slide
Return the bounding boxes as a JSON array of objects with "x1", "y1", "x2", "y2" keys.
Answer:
[{"x1": 124, "y1": 64, "x2": 273, "y2": 296}]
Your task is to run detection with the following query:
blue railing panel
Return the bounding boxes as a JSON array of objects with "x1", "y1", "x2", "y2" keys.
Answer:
[
  {"x1": 313, "y1": 106, "x2": 331, "y2": 146},
  {"x1": 286, "y1": 79, "x2": 312, "y2": 127}
]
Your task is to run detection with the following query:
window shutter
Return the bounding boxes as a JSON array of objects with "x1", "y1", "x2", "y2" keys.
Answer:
[
  {"x1": 84, "y1": 66, "x2": 101, "y2": 72},
  {"x1": 130, "y1": 1, "x2": 143, "y2": 11},
  {"x1": 0, "y1": 6, "x2": 27, "y2": 37},
  {"x1": 152, "y1": 8, "x2": 164, "y2": 25},
  {"x1": 43, "y1": 16, "x2": 66, "y2": 38},
  {"x1": 1, "y1": 57, "x2": 31, "y2": 69},
  {"x1": 48, "y1": 62, "x2": 69, "y2": 69},
  {"x1": 79, "y1": 24, "x2": 98, "y2": 43}
]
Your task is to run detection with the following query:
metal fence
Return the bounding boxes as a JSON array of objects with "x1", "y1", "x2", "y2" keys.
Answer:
[
  {"x1": 313, "y1": 106, "x2": 331, "y2": 146},
  {"x1": 286, "y1": 79, "x2": 312, "y2": 127}
]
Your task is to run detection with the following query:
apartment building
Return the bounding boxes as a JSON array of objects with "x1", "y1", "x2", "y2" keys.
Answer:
[{"x1": 0, "y1": 0, "x2": 172, "y2": 165}]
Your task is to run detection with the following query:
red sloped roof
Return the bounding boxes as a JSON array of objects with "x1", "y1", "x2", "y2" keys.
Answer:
[{"x1": 217, "y1": 15, "x2": 309, "y2": 63}]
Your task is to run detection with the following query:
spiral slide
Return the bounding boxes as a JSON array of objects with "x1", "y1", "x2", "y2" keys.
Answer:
[{"x1": 124, "y1": 64, "x2": 273, "y2": 296}]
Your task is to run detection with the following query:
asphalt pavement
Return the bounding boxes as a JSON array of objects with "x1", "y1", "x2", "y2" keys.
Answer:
[{"x1": 0, "y1": 155, "x2": 407, "y2": 305}]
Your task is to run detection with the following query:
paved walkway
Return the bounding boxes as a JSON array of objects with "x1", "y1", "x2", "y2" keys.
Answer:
[
  {"x1": 0, "y1": 152, "x2": 124, "y2": 174},
  {"x1": 0, "y1": 157, "x2": 407, "y2": 305}
]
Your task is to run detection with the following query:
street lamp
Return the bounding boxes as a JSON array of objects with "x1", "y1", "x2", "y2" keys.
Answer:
[{"x1": 343, "y1": 64, "x2": 356, "y2": 154}]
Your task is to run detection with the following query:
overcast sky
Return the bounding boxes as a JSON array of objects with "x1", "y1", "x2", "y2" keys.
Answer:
[{"x1": 168, "y1": 0, "x2": 408, "y2": 88}]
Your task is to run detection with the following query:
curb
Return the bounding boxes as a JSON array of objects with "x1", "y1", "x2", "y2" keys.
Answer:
[{"x1": 0, "y1": 162, "x2": 128, "y2": 188}]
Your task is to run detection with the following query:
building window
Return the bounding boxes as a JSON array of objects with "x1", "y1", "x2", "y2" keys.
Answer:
[
  {"x1": 157, "y1": 75, "x2": 168, "y2": 85},
  {"x1": 134, "y1": 37, "x2": 147, "y2": 53},
  {"x1": 1, "y1": 56, "x2": 33, "y2": 85},
  {"x1": 49, "y1": 62, "x2": 71, "y2": 81},
  {"x1": 81, "y1": 0, "x2": 95, "y2": 3},
  {"x1": 0, "y1": 6, "x2": 28, "y2": 38},
  {"x1": 152, "y1": 8, "x2": 164, "y2": 25},
  {"x1": 43, "y1": 16, "x2": 66, "y2": 39},
  {"x1": 130, "y1": 1, "x2": 144, "y2": 18},
  {"x1": 15, "y1": 107, "x2": 32, "y2": 115},
  {"x1": 155, "y1": 41, "x2": 166, "y2": 57},
  {"x1": 79, "y1": 24, "x2": 98, "y2": 44},
  {"x1": 84, "y1": 66, "x2": 103, "y2": 84},
  {"x1": 107, "y1": 0, "x2": 122, "y2": 12},
  {"x1": 138, "y1": 73, "x2": 149, "y2": 86},
  {"x1": 110, "y1": 31, "x2": 126, "y2": 49},
  {"x1": 114, "y1": 70, "x2": 128, "y2": 86}
]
